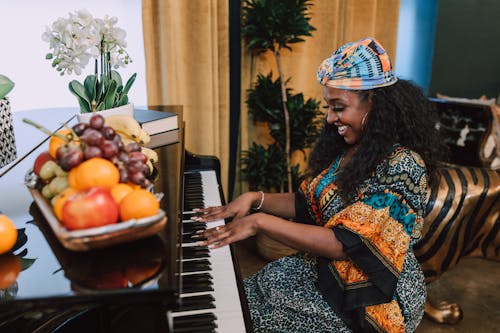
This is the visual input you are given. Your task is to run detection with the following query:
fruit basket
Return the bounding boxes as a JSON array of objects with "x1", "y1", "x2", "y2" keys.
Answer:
[{"x1": 25, "y1": 170, "x2": 167, "y2": 251}]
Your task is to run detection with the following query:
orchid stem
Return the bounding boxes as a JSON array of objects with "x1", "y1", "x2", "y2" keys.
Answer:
[{"x1": 22, "y1": 118, "x2": 70, "y2": 142}]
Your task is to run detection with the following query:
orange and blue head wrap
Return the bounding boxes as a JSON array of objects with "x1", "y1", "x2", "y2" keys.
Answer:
[{"x1": 317, "y1": 37, "x2": 397, "y2": 90}]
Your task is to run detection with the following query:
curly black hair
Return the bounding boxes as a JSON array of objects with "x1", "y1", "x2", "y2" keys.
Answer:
[{"x1": 306, "y1": 79, "x2": 449, "y2": 202}]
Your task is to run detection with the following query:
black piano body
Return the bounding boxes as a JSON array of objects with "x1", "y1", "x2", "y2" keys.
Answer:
[{"x1": 0, "y1": 107, "x2": 251, "y2": 332}]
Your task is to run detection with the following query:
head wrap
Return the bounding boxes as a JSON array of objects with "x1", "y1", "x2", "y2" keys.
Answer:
[{"x1": 317, "y1": 37, "x2": 397, "y2": 90}]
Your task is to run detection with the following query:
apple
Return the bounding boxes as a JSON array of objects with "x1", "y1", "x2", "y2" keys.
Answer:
[
  {"x1": 33, "y1": 151, "x2": 55, "y2": 176},
  {"x1": 62, "y1": 187, "x2": 119, "y2": 230}
]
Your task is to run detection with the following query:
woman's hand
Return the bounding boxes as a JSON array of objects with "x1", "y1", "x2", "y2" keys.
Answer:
[
  {"x1": 193, "y1": 191, "x2": 261, "y2": 222},
  {"x1": 199, "y1": 213, "x2": 262, "y2": 249}
]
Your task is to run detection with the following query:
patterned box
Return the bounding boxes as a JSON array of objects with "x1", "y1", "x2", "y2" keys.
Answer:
[{"x1": 0, "y1": 98, "x2": 17, "y2": 168}]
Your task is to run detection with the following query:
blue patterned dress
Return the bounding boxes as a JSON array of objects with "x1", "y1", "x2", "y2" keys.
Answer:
[{"x1": 244, "y1": 145, "x2": 427, "y2": 332}]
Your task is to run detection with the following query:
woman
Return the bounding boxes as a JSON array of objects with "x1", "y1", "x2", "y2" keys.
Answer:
[{"x1": 194, "y1": 37, "x2": 447, "y2": 332}]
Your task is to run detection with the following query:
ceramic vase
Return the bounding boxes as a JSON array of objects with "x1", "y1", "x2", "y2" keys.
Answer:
[
  {"x1": 76, "y1": 103, "x2": 134, "y2": 123},
  {"x1": 0, "y1": 98, "x2": 17, "y2": 168}
]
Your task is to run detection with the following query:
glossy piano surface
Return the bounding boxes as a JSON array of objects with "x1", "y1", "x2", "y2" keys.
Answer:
[{"x1": 0, "y1": 107, "x2": 183, "y2": 330}]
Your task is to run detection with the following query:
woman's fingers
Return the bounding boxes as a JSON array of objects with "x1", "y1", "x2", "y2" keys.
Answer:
[{"x1": 192, "y1": 206, "x2": 233, "y2": 222}]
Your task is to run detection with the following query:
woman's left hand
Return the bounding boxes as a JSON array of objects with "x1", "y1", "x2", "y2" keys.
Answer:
[{"x1": 199, "y1": 213, "x2": 262, "y2": 249}]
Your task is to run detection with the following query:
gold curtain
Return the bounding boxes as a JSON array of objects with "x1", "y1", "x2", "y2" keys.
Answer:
[
  {"x1": 141, "y1": 0, "x2": 400, "y2": 197},
  {"x1": 142, "y1": 0, "x2": 230, "y2": 194},
  {"x1": 237, "y1": 0, "x2": 401, "y2": 195}
]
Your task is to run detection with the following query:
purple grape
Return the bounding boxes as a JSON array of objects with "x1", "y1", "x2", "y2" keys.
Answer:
[
  {"x1": 124, "y1": 142, "x2": 141, "y2": 153},
  {"x1": 128, "y1": 151, "x2": 147, "y2": 164},
  {"x1": 126, "y1": 160, "x2": 146, "y2": 173},
  {"x1": 118, "y1": 151, "x2": 130, "y2": 163},
  {"x1": 101, "y1": 140, "x2": 120, "y2": 159},
  {"x1": 101, "y1": 126, "x2": 116, "y2": 140},
  {"x1": 112, "y1": 134, "x2": 124, "y2": 150},
  {"x1": 119, "y1": 167, "x2": 129, "y2": 183},
  {"x1": 83, "y1": 146, "x2": 103, "y2": 160},
  {"x1": 57, "y1": 144, "x2": 84, "y2": 171},
  {"x1": 72, "y1": 123, "x2": 88, "y2": 136},
  {"x1": 89, "y1": 114, "x2": 105, "y2": 130},
  {"x1": 129, "y1": 171, "x2": 146, "y2": 186},
  {"x1": 81, "y1": 128, "x2": 105, "y2": 146}
]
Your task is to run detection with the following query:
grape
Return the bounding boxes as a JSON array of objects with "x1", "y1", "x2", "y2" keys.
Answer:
[
  {"x1": 129, "y1": 171, "x2": 146, "y2": 186},
  {"x1": 89, "y1": 114, "x2": 105, "y2": 130},
  {"x1": 57, "y1": 144, "x2": 84, "y2": 171},
  {"x1": 118, "y1": 151, "x2": 130, "y2": 163},
  {"x1": 39, "y1": 160, "x2": 59, "y2": 181},
  {"x1": 81, "y1": 128, "x2": 105, "y2": 146},
  {"x1": 119, "y1": 167, "x2": 129, "y2": 183},
  {"x1": 128, "y1": 151, "x2": 147, "y2": 164},
  {"x1": 101, "y1": 140, "x2": 119, "y2": 159},
  {"x1": 83, "y1": 146, "x2": 103, "y2": 159},
  {"x1": 112, "y1": 134, "x2": 124, "y2": 150},
  {"x1": 72, "y1": 123, "x2": 88, "y2": 136},
  {"x1": 101, "y1": 126, "x2": 116, "y2": 140},
  {"x1": 124, "y1": 142, "x2": 141, "y2": 153},
  {"x1": 127, "y1": 160, "x2": 146, "y2": 173}
]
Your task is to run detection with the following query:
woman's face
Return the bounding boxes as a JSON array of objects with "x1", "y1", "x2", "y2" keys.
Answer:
[{"x1": 322, "y1": 86, "x2": 371, "y2": 146}]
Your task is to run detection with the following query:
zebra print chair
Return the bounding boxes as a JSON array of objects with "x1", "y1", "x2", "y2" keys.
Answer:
[{"x1": 415, "y1": 98, "x2": 500, "y2": 324}]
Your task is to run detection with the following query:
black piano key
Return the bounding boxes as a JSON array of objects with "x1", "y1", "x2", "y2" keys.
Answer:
[
  {"x1": 182, "y1": 259, "x2": 211, "y2": 272},
  {"x1": 182, "y1": 272, "x2": 213, "y2": 282},
  {"x1": 182, "y1": 233, "x2": 206, "y2": 243},
  {"x1": 178, "y1": 294, "x2": 216, "y2": 311},
  {"x1": 183, "y1": 247, "x2": 210, "y2": 259},
  {"x1": 173, "y1": 312, "x2": 217, "y2": 329}
]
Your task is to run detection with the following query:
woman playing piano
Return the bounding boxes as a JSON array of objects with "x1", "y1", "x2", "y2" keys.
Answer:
[{"x1": 195, "y1": 37, "x2": 447, "y2": 332}]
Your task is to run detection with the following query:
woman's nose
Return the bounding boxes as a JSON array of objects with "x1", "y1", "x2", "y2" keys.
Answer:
[{"x1": 326, "y1": 108, "x2": 339, "y2": 124}]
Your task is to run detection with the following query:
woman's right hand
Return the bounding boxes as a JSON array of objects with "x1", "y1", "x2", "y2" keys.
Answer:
[{"x1": 193, "y1": 191, "x2": 262, "y2": 222}]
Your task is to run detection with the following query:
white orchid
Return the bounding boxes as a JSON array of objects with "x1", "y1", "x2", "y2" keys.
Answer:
[
  {"x1": 42, "y1": 10, "x2": 131, "y2": 76},
  {"x1": 42, "y1": 10, "x2": 136, "y2": 114}
]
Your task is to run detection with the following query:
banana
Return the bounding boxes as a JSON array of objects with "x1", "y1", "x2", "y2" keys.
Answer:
[
  {"x1": 117, "y1": 133, "x2": 136, "y2": 146},
  {"x1": 138, "y1": 129, "x2": 151, "y2": 145},
  {"x1": 141, "y1": 146, "x2": 158, "y2": 163},
  {"x1": 146, "y1": 159, "x2": 154, "y2": 175},
  {"x1": 104, "y1": 115, "x2": 142, "y2": 140}
]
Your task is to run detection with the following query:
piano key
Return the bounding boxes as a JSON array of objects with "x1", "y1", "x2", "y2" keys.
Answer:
[
  {"x1": 174, "y1": 170, "x2": 248, "y2": 333},
  {"x1": 178, "y1": 294, "x2": 216, "y2": 312}
]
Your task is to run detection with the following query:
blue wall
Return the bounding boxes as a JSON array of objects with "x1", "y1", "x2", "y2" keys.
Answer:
[{"x1": 395, "y1": 0, "x2": 438, "y2": 93}]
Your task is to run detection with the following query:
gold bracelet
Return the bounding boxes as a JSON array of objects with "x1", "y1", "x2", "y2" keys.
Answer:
[{"x1": 253, "y1": 191, "x2": 265, "y2": 210}]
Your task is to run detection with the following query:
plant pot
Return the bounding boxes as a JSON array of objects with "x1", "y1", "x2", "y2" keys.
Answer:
[
  {"x1": 76, "y1": 103, "x2": 134, "y2": 123},
  {"x1": 256, "y1": 233, "x2": 297, "y2": 261},
  {"x1": 0, "y1": 98, "x2": 17, "y2": 168}
]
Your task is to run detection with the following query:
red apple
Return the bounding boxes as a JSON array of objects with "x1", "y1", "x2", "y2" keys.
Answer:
[
  {"x1": 33, "y1": 151, "x2": 55, "y2": 176},
  {"x1": 62, "y1": 187, "x2": 119, "y2": 230}
]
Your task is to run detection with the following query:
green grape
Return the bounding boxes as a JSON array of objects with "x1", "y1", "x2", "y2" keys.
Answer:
[
  {"x1": 39, "y1": 160, "x2": 58, "y2": 181},
  {"x1": 41, "y1": 184, "x2": 54, "y2": 199},
  {"x1": 48, "y1": 176, "x2": 69, "y2": 196}
]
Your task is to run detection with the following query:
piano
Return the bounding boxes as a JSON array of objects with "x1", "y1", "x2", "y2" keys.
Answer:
[{"x1": 0, "y1": 106, "x2": 252, "y2": 332}]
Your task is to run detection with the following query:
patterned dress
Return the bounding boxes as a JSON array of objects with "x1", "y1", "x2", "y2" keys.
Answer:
[{"x1": 244, "y1": 145, "x2": 427, "y2": 332}]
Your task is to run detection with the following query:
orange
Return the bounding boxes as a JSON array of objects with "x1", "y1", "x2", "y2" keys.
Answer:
[
  {"x1": 0, "y1": 254, "x2": 21, "y2": 289},
  {"x1": 110, "y1": 183, "x2": 134, "y2": 204},
  {"x1": 52, "y1": 187, "x2": 78, "y2": 221},
  {"x1": 49, "y1": 128, "x2": 72, "y2": 158},
  {"x1": 68, "y1": 157, "x2": 120, "y2": 190},
  {"x1": 0, "y1": 215, "x2": 18, "y2": 255},
  {"x1": 119, "y1": 189, "x2": 160, "y2": 221}
]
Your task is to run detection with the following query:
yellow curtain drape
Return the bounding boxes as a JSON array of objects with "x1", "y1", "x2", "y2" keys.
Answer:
[
  {"x1": 236, "y1": 0, "x2": 401, "y2": 195},
  {"x1": 142, "y1": 0, "x2": 230, "y2": 195}
]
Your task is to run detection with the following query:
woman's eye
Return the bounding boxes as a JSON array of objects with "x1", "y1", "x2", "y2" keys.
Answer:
[{"x1": 333, "y1": 107, "x2": 344, "y2": 112}]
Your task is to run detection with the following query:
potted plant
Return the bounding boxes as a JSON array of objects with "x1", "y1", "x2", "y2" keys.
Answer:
[
  {"x1": 0, "y1": 75, "x2": 17, "y2": 168},
  {"x1": 42, "y1": 9, "x2": 136, "y2": 121},
  {"x1": 240, "y1": 0, "x2": 320, "y2": 260},
  {"x1": 241, "y1": 0, "x2": 316, "y2": 193}
]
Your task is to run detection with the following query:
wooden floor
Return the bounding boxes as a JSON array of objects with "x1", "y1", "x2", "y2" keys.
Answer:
[{"x1": 234, "y1": 236, "x2": 500, "y2": 333}]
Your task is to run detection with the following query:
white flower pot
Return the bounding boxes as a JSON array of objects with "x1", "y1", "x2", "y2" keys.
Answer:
[
  {"x1": 76, "y1": 103, "x2": 134, "y2": 123},
  {"x1": 0, "y1": 98, "x2": 17, "y2": 168}
]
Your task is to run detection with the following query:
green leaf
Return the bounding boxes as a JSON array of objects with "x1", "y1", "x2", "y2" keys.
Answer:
[
  {"x1": 103, "y1": 80, "x2": 117, "y2": 109},
  {"x1": 83, "y1": 75, "x2": 98, "y2": 104},
  {"x1": 68, "y1": 80, "x2": 91, "y2": 113},
  {"x1": 122, "y1": 73, "x2": 137, "y2": 96},
  {"x1": 0, "y1": 74, "x2": 15, "y2": 99}
]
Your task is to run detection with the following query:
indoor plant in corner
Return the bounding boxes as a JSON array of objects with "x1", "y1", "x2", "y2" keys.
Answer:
[
  {"x1": 0, "y1": 75, "x2": 17, "y2": 168},
  {"x1": 42, "y1": 9, "x2": 136, "y2": 122}
]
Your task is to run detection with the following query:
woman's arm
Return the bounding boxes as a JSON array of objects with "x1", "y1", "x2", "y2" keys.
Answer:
[
  {"x1": 194, "y1": 191, "x2": 297, "y2": 221},
  {"x1": 201, "y1": 212, "x2": 347, "y2": 260}
]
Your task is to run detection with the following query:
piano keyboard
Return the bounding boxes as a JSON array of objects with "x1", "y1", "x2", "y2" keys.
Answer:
[{"x1": 169, "y1": 170, "x2": 248, "y2": 333}]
